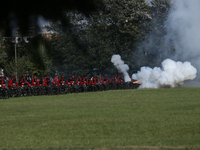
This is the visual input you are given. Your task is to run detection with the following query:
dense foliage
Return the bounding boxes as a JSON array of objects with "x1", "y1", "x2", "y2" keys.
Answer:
[
  {"x1": 0, "y1": 0, "x2": 104, "y2": 36},
  {"x1": 0, "y1": 0, "x2": 172, "y2": 78}
]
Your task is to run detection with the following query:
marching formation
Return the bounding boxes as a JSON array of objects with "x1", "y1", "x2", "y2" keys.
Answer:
[{"x1": 0, "y1": 74, "x2": 141, "y2": 99}]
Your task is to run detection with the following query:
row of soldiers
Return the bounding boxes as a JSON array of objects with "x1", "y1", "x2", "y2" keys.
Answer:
[
  {"x1": 0, "y1": 74, "x2": 140, "y2": 99},
  {"x1": 1, "y1": 74, "x2": 123, "y2": 88}
]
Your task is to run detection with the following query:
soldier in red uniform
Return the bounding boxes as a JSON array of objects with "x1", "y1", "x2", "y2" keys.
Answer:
[
  {"x1": 1, "y1": 77, "x2": 9, "y2": 98},
  {"x1": 94, "y1": 76, "x2": 98, "y2": 85},
  {"x1": 89, "y1": 76, "x2": 97, "y2": 91},
  {"x1": 67, "y1": 75, "x2": 77, "y2": 93},
  {"x1": 66, "y1": 76, "x2": 71, "y2": 86},
  {"x1": 101, "y1": 74, "x2": 108, "y2": 91},
  {"x1": 58, "y1": 74, "x2": 65, "y2": 86},
  {"x1": 89, "y1": 77, "x2": 95, "y2": 85},
  {"x1": 85, "y1": 77, "x2": 92, "y2": 92},
  {"x1": 17, "y1": 77, "x2": 22, "y2": 88},
  {"x1": 21, "y1": 75, "x2": 31, "y2": 87},
  {"x1": 32, "y1": 75, "x2": 37, "y2": 87},
  {"x1": 0, "y1": 76, "x2": 2, "y2": 87},
  {"x1": 117, "y1": 74, "x2": 123, "y2": 83},
  {"x1": 71, "y1": 75, "x2": 75, "y2": 85},
  {"x1": 53, "y1": 74, "x2": 58, "y2": 86},
  {"x1": 43, "y1": 74, "x2": 52, "y2": 95},
  {"x1": 83, "y1": 76, "x2": 87, "y2": 85},
  {"x1": 81, "y1": 76, "x2": 84, "y2": 84},
  {"x1": 8, "y1": 77, "x2": 12, "y2": 88},
  {"x1": 94, "y1": 76, "x2": 102, "y2": 91},
  {"x1": 43, "y1": 74, "x2": 50, "y2": 87},
  {"x1": 31, "y1": 74, "x2": 42, "y2": 96},
  {"x1": 8, "y1": 75, "x2": 16, "y2": 88},
  {"x1": 58, "y1": 74, "x2": 67, "y2": 94},
  {"x1": 76, "y1": 75, "x2": 81, "y2": 85},
  {"x1": 18, "y1": 75, "x2": 31, "y2": 96},
  {"x1": 116, "y1": 74, "x2": 123, "y2": 89},
  {"x1": 76, "y1": 76, "x2": 87, "y2": 92},
  {"x1": 52, "y1": 74, "x2": 60, "y2": 95},
  {"x1": 8, "y1": 74, "x2": 19, "y2": 97},
  {"x1": 7, "y1": 76, "x2": 14, "y2": 97},
  {"x1": 1, "y1": 77, "x2": 6, "y2": 88},
  {"x1": 37, "y1": 76, "x2": 43, "y2": 87},
  {"x1": 11, "y1": 75, "x2": 16, "y2": 87},
  {"x1": 109, "y1": 75, "x2": 116, "y2": 90},
  {"x1": 102, "y1": 74, "x2": 108, "y2": 84},
  {"x1": 17, "y1": 75, "x2": 31, "y2": 88},
  {"x1": 100, "y1": 75, "x2": 103, "y2": 83},
  {"x1": 66, "y1": 75, "x2": 75, "y2": 86},
  {"x1": 109, "y1": 75, "x2": 116, "y2": 84},
  {"x1": 86, "y1": 77, "x2": 91, "y2": 86}
]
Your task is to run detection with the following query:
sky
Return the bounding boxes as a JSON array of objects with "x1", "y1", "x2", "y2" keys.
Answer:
[
  {"x1": 37, "y1": 16, "x2": 50, "y2": 29},
  {"x1": 145, "y1": 0, "x2": 152, "y2": 3}
]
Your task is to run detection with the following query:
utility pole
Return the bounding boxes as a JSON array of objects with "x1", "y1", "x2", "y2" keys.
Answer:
[{"x1": 15, "y1": 37, "x2": 18, "y2": 82}]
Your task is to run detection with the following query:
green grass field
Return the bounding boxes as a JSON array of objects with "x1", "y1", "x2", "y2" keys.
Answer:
[{"x1": 0, "y1": 88, "x2": 200, "y2": 150}]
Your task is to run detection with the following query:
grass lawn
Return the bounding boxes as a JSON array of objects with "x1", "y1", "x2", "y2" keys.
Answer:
[{"x1": 0, "y1": 88, "x2": 200, "y2": 149}]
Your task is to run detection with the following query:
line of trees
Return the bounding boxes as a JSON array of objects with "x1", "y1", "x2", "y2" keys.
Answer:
[{"x1": 0, "y1": 0, "x2": 172, "y2": 78}]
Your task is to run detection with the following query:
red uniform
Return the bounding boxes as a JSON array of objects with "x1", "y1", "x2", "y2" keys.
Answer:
[
  {"x1": 43, "y1": 75, "x2": 50, "y2": 87},
  {"x1": 95, "y1": 76, "x2": 99, "y2": 84},
  {"x1": 86, "y1": 78, "x2": 91, "y2": 86},
  {"x1": 66, "y1": 78, "x2": 71, "y2": 86},
  {"x1": 8, "y1": 76, "x2": 17, "y2": 88},
  {"x1": 109, "y1": 75, "x2": 116, "y2": 84},
  {"x1": 37, "y1": 77, "x2": 43, "y2": 87},
  {"x1": 76, "y1": 75, "x2": 81, "y2": 85},
  {"x1": 67, "y1": 75, "x2": 75, "y2": 86},
  {"x1": 100, "y1": 75, "x2": 103, "y2": 83},
  {"x1": 117, "y1": 74, "x2": 122, "y2": 83},
  {"x1": 89, "y1": 78, "x2": 94, "y2": 85},
  {"x1": 32, "y1": 75, "x2": 37, "y2": 86},
  {"x1": 102, "y1": 75, "x2": 108, "y2": 84},
  {"x1": 90, "y1": 77, "x2": 97, "y2": 85},
  {"x1": 83, "y1": 76, "x2": 87, "y2": 85},
  {"x1": 18, "y1": 77, "x2": 31, "y2": 88},
  {"x1": 23, "y1": 79, "x2": 31, "y2": 87},
  {"x1": 79, "y1": 76, "x2": 84, "y2": 86},
  {"x1": 1, "y1": 78, "x2": 6, "y2": 88},
  {"x1": 58, "y1": 77, "x2": 65, "y2": 86},
  {"x1": 8, "y1": 78, "x2": 13, "y2": 88},
  {"x1": 53, "y1": 75, "x2": 58, "y2": 86},
  {"x1": 17, "y1": 80, "x2": 22, "y2": 88}
]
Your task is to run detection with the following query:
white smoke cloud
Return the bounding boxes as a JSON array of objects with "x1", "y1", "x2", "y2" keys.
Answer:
[
  {"x1": 111, "y1": 54, "x2": 131, "y2": 82},
  {"x1": 111, "y1": 0, "x2": 200, "y2": 88},
  {"x1": 132, "y1": 59, "x2": 197, "y2": 88},
  {"x1": 165, "y1": 0, "x2": 200, "y2": 81},
  {"x1": 131, "y1": 0, "x2": 200, "y2": 88}
]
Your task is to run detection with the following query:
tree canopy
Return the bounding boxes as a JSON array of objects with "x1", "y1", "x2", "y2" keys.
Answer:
[
  {"x1": 0, "y1": 0, "x2": 104, "y2": 36},
  {"x1": 0, "y1": 0, "x2": 173, "y2": 78}
]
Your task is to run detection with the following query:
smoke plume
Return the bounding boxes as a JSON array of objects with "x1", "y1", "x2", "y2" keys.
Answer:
[
  {"x1": 132, "y1": 0, "x2": 200, "y2": 88},
  {"x1": 165, "y1": 0, "x2": 200, "y2": 82},
  {"x1": 111, "y1": 54, "x2": 131, "y2": 82},
  {"x1": 132, "y1": 59, "x2": 197, "y2": 88},
  {"x1": 111, "y1": 0, "x2": 200, "y2": 88}
]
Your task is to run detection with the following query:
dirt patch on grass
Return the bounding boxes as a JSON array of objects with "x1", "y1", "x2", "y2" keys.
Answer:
[{"x1": 93, "y1": 146, "x2": 196, "y2": 150}]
